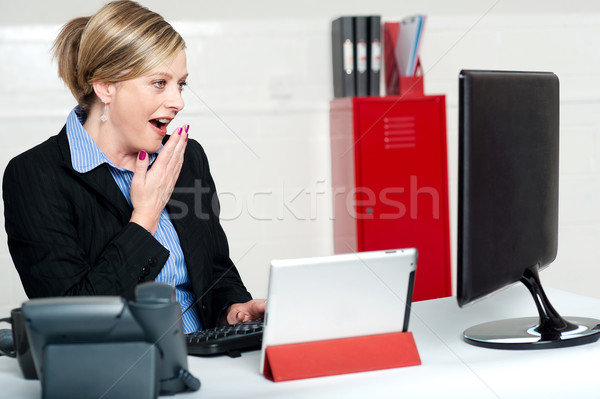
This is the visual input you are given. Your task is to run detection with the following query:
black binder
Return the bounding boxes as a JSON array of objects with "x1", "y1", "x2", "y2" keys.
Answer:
[
  {"x1": 354, "y1": 16, "x2": 368, "y2": 97},
  {"x1": 368, "y1": 16, "x2": 381, "y2": 96},
  {"x1": 332, "y1": 17, "x2": 355, "y2": 98}
]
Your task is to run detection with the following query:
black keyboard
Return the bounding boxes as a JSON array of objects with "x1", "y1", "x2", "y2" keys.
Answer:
[{"x1": 185, "y1": 320, "x2": 263, "y2": 357}]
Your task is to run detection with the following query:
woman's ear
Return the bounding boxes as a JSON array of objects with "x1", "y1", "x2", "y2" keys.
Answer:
[{"x1": 91, "y1": 81, "x2": 114, "y2": 104}]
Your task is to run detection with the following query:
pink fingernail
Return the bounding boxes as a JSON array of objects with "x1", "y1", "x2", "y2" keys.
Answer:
[
  {"x1": 185, "y1": 133, "x2": 188, "y2": 142},
  {"x1": 184, "y1": 124, "x2": 190, "y2": 133},
  {"x1": 177, "y1": 127, "x2": 182, "y2": 135},
  {"x1": 139, "y1": 151, "x2": 146, "y2": 161}
]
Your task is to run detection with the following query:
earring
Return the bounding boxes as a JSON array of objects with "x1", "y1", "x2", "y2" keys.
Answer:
[{"x1": 100, "y1": 100, "x2": 108, "y2": 122}]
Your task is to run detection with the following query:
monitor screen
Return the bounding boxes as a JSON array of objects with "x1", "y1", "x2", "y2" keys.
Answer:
[{"x1": 457, "y1": 70, "x2": 600, "y2": 349}]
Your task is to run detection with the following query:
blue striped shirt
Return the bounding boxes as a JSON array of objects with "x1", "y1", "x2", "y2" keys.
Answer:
[{"x1": 65, "y1": 107, "x2": 201, "y2": 333}]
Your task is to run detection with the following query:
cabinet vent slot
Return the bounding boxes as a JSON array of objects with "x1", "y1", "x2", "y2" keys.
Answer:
[{"x1": 383, "y1": 116, "x2": 416, "y2": 149}]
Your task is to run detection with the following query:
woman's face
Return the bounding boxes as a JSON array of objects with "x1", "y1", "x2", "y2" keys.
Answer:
[{"x1": 108, "y1": 49, "x2": 188, "y2": 154}]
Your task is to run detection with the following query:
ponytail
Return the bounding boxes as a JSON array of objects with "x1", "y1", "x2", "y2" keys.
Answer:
[{"x1": 52, "y1": 17, "x2": 93, "y2": 109}]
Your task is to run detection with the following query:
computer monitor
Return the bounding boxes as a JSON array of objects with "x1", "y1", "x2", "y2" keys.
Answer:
[{"x1": 457, "y1": 69, "x2": 600, "y2": 349}]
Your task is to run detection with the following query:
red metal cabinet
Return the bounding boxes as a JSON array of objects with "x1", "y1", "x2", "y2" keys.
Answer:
[{"x1": 330, "y1": 95, "x2": 451, "y2": 301}]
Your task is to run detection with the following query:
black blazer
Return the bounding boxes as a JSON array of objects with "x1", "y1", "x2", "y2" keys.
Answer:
[{"x1": 2, "y1": 126, "x2": 252, "y2": 328}]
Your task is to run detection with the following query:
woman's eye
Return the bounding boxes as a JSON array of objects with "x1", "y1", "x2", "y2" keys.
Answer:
[
  {"x1": 178, "y1": 81, "x2": 187, "y2": 91},
  {"x1": 153, "y1": 80, "x2": 166, "y2": 89}
]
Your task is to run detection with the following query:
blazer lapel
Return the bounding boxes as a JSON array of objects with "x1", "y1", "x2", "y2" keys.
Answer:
[
  {"x1": 56, "y1": 127, "x2": 132, "y2": 225},
  {"x1": 167, "y1": 150, "x2": 212, "y2": 284},
  {"x1": 167, "y1": 154, "x2": 196, "y2": 233}
]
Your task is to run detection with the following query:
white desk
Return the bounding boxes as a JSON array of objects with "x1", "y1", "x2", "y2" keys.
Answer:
[{"x1": 2, "y1": 286, "x2": 600, "y2": 398}]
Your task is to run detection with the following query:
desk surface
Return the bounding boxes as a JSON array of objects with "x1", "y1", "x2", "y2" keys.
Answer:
[{"x1": 2, "y1": 285, "x2": 600, "y2": 398}]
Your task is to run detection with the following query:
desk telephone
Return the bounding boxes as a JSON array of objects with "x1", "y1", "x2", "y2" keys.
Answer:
[{"x1": 19, "y1": 282, "x2": 200, "y2": 399}]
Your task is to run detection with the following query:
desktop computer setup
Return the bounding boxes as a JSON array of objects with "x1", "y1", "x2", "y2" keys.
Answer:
[{"x1": 7, "y1": 70, "x2": 600, "y2": 394}]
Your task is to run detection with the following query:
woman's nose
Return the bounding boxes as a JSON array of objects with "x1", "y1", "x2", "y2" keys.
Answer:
[{"x1": 166, "y1": 85, "x2": 185, "y2": 112}]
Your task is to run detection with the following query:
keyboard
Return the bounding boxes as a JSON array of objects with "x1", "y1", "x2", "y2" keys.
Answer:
[{"x1": 185, "y1": 320, "x2": 263, "y2": 357}]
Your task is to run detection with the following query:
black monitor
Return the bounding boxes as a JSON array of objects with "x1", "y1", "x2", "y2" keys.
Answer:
[{"x1": 457, "y1": 69, "x2": 600, "y2": 349}]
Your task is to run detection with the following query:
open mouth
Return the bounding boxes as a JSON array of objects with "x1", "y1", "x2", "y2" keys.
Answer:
[{"x1": 149, "y1": 118, "x2": 171, "y2": 133}]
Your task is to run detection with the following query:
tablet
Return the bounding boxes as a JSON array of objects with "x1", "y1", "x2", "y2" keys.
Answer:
[{"x1": 259, "y1": 248, "x2": 417, "y2": 373}]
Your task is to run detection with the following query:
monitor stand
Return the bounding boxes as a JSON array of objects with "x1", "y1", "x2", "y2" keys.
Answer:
[{"x1": 463, "y1": 267, "x2": 600, "y2": 349}]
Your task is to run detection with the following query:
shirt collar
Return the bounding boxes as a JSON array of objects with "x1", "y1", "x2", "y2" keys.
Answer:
[{"x1": 65, "y1": 106, "x2": 157, "y2": 173}]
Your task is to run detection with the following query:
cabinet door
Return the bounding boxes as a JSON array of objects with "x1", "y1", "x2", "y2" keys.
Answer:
[{"x1": 354, "y1": 97, "x2": 451, "y2": 301}]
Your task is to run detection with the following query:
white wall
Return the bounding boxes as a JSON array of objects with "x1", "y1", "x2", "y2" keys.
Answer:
[{"x1": 1, "y1": 1, "x2": 600, "y2": 315}]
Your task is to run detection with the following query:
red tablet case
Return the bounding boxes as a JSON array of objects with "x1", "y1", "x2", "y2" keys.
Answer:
[{"x1": 263, "y1": 331, "x2": 421, "y2": 382}]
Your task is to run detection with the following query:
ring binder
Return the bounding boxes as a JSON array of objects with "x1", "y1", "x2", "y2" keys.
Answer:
[{"x1": 332, "y1": 17, "x2": 356, "y2": 98}]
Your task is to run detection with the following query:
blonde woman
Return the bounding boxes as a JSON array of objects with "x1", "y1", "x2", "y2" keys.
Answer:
[{"x1": 2, "y1": 0, "x2": 264, "y2": 332}]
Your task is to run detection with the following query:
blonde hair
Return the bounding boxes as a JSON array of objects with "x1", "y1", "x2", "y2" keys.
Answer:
[{"x1": 52, "y1": 0, "x2": 186, "y2": 110}]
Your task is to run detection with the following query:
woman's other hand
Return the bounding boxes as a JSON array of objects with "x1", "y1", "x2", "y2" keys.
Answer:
[
  {"x1": 224, "y1": 299, "x2": 267, "y2": 325},
  {"x1": 130, "y1": 125, "x2": 189, "y2": 234}
]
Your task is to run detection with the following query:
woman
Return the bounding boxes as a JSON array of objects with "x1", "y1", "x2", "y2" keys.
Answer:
[{"x1": 2, "y1": 0, "x2": 264, "y2": 333}]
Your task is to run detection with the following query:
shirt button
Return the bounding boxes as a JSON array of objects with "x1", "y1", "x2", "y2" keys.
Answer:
[
  {"x1": 142, "y1": 266, "x2": 150, "y2": 275},
  {"x1": 148, "y1": 257, "x2": 157, "y2": 266}
]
